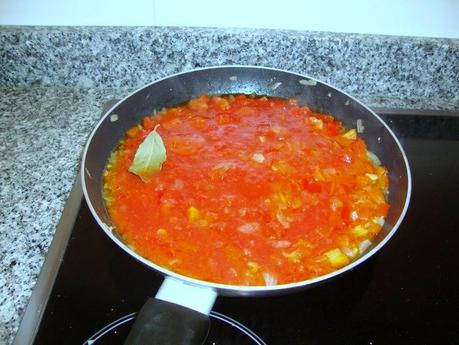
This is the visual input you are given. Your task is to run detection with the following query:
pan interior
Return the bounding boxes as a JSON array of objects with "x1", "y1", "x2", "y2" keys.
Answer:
[{"x1": 82, "y1": 66, "x2": 410, "y2": 295}]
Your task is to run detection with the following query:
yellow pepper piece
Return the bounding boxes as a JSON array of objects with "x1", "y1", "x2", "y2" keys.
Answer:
[
  {"x1": 342, "y1": 129, "x2": 357, "y2": 140},
  {"x1": 187, "y1": 206, "x2": 201, "y2": 222},
  {"x1": 352, "y1": 224, "x2": 369, "y2": 237},
  {"x1": 248, "y1": 261, "x2": 260, "y2": 273},
  {"x1": 324, "y1": 248, "x2": 350, "y2": 268}
]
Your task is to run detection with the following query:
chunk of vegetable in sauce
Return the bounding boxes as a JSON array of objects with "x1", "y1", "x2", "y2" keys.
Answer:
[
  {"x1": 128, "y1": 125, "x2": 166, "y2": 182},
  {"x1": 103, "y1": 95, "x2": 389, "y2": 286}
]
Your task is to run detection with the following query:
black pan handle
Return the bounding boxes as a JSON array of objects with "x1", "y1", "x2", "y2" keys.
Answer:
[
  {"x1": 124, "y1": 277, "x2": 218, "y2": 345},
  {"x1": 123, "y1": 298, "x2": 210, "y2": 345}
]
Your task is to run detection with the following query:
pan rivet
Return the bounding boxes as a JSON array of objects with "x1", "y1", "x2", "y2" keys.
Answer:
[{"x1": 110, "y1": 114, "x2": 119, "y2": 122}]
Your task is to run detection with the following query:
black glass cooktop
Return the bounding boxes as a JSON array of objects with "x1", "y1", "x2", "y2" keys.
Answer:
[{"x1": 20, "y1": 112, "x2": 459, "y2": 345}]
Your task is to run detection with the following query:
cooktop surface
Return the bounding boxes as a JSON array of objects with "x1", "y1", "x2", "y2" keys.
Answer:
[{"x1": 17, "y1": 111, "x2": 459, "y2": 345}]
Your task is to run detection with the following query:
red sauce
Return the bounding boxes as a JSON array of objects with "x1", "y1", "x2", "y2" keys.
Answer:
[{"x1": 103, "y1": 95, "x2": 389, "y2": 286}]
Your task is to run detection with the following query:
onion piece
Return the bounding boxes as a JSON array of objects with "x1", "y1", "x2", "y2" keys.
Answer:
[
  {"x1": 365, "y1": 173, "x2": 378, "y2": 181},
  {"x1": 367, "y1": 151, "x2": 382, "y2": 166},
  {"x1": 308, "y1": 117, "x2": 324, "y2": 130},
  {"x1": 356, "y1": 119, "x2": 365, "y2": 133},
  {"x1": 237, "y1": 222, "x2": 260, "y2": 234},
  {"x1": 252, "y1": 153, "x2": 265, "y2": 163},
  {"x1": 213, "y1": 161, "x2": 236, "y2": 172},
  {"x1": 263, "y1": 272, "x2": 278, "y2": 286},
  {"x1": 276, "y1": 212, "x2": 291, "y2": 229},
  {"x1": 342, "y1": 154, "x2": 352, "y2": 164},
  {"x1": 373, "y1": 216, "x2": 385, "y2": 226},
  {"x1": 350, "y1": 210, "x2": 359, "y2": 221},
  {"x1": 342, "y1": 246, "x2": 358, "y2": 258},
  {"x1": 270, "y1": 240, "x2": 292, "y2": 248},
  {"x1": 359, "y1": 240, "x2": 372, "y2": 253},
  {"x1": 299, "y1": 79, "x2": 317, "y2": 86}
]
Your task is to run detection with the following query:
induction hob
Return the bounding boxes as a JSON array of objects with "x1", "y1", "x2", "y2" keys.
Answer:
[{"x1": 14, "y1": 109, "x2": 459, "y2": 345}]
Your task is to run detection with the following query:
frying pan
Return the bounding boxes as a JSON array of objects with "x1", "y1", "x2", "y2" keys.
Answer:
[{"x1": 81, "y1": 66, "x2": 411, "y2": 344}]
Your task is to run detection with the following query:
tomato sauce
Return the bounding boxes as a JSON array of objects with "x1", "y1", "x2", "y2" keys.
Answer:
[{"x1": 103, "y1": 95, "x2": 389, "y2": 286}]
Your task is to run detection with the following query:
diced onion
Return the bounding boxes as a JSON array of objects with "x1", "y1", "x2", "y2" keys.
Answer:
[
  {"x1": 270, "y1": 240, "x2": 292, "y2": 248},
  {"x1": 359, "y1": 240, "x2": 372, "y2": 253},
  {"x1": 228, "y1": 268, "x2": 238, "y2": 277},
  {"x1": 276, "y1": 212, "x2": 291, "y2": 229},
  {"x1": 168, "y1": 258, "x2": 179, "y2": 266},
  {"x1": 213, "y1": 161, "x2": 236, "y2": 172},
  {"x1": 252, "y1": 153, "x2": 265, "y2": 163},
  {"x1": 237, "y1": 222, "x2": 260, "y2": 234},
  {"x1": 272, "y1": 125, "x2": 283, "y2": 134},
  {"x1": 271, "y1": 82, "x2": 282, "y2": 90},
  {"x1": 367, "y1": 151, "x2": 382, "y2": 166},
  {"x1": 263, "y1": 272, "x2": 278, "y2": 286},
  {"x1": 356, "y1": 119, "x2": 365, "y2": 133},
  {"x1": 350, "y1": 210, "x2": 359, "y2": 221},
  {"x1": 366, "y1": 173, "x2": 378, "y2": 181},
  {"x1": 330, "y1": 197, "x2": 343, "y2": 212},
  {"x1": 373, "y1": 216, "x2": 385, "y2": 226},
  {"x1": 342, "y1": 154, "x2": 352, "y2": 164},
  {"x1": 342, "y1": 247, "x2": 358, "y2": 258},
  {"x1": 299, "y1": 79, "x2": 317, "y2": 86},
  {"x1": 308, "y1": 117, "x2": 324, "y2": 130}
]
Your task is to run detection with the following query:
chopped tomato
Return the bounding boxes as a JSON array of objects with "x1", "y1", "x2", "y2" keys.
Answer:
[{"x1": 142, "y1": 116, "x2": 155, "y2": 130}]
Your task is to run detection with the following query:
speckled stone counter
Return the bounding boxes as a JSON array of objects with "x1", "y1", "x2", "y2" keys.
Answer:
[
  {"x1": 0, "y1": 26, "x2": 458, "y2": 344},
  {"x1": 1, "y1": 26, "x2": 458, "y2": 110},
  {"x1": 0, "y1": 86, "x2": 133, "y2": 344}
]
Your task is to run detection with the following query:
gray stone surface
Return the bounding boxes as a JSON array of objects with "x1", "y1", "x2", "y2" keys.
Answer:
[
  {"x1": 0, "y1": 86, "x2": 131, "y2": 344},
  {"x1": 1, "y1": 26, "x2": 458, "y2": 110}
]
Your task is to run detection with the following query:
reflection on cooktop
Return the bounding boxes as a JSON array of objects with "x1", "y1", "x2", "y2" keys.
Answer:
[{"x1": 84, "y1": 311, "x2": 266, "y2": 345}]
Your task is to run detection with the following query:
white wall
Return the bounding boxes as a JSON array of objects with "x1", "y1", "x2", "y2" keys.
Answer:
[{"x1": 0, "y1": 0, "x2": 458, "y2": 38}]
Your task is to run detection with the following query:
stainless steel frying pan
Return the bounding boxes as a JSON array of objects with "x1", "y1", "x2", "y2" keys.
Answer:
[{"x1": 81, "y1": 66, "x2": 411, "y2": 344}]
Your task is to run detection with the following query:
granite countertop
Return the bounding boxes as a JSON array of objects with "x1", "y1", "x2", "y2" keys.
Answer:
[
  {"x1": 0, "y1": 86, "x2": 129, "y2": 344},
  {"x1": 0, "y1": 26, "x2": 458, "y2": 344}
]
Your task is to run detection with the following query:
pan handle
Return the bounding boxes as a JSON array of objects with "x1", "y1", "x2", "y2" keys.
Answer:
[{"x1": 124, "y1": 277, "x2": 218, "y2": 345}]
